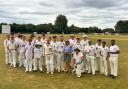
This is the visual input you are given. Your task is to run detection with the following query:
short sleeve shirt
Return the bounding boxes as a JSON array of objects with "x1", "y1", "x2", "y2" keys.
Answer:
[
  {"x1": 109, "y1": 45, "x2": 119, "y2": 57},
  {"x1": 73, "y1": 52, "x2": 83, "y2": 63}
]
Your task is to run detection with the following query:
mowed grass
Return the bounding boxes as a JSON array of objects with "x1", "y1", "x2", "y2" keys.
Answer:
[{"x1": 0, "y1": 34, "x2": 128, "y2": 89}]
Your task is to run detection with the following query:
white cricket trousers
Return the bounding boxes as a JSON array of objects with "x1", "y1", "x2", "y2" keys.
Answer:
[
  {"x1": 9, "y1": 50, "x2": 16, "y2": 67},
  {"x1": 88, "y1": 56, "x2": 95, "y2": 75},
  {"x1": 42, "y1": 56, "x2": 45, "y2": 66},
  {"x1": 5, "y1": 49, "x2": 10, "y2": 64},
  {"x1": 45, "y1": 54, "x2": 54, "y2": 73},
  {"x1": 109, "y1": 56, "x2": 118, "y2": 76},
  {"x1": 53, "y1": 52, "x2": 58, "y2": 70},
  {"x1": 57, "y1": 52, "x2": 64, "y2": 71},
  {"x1": 85, "y1": 55, "x2": 90, "y2": 71},
  {"x1": 19, "y1": 52, "x2": 25, "y2": 67},
  {"x1": 101, "y1": 56, "x2": 108, "y2": 76},
  {"x1": 95, "y1": 57, "x2": 103, "y2": 73},
  {"x1": 25, "y1": 57, "x2": 33, "y2": 72},
  {"x1": 76, "y1": 64, "x2": 83, "y2": 77},
  {"x1": 33, "y1": 58, "x2": 43, "y2": 71}
]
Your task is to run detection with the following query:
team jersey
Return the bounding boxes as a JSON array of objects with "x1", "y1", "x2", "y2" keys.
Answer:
[
  {"x1": 15, "y1": 37, "x2": 22, "y2": 47},
  {"x1": 44, "y1": 44, "x2": 53, "y2": 55},
  {"x1": 25, "y1": 43, "x2": 34, "y2": 57},
  {"x1": 73, "y1": 42, "x2": 82, "y2": 51},
  {"x1": 19, "y1": 40, "x2": 27, "y2": 53},
  {"x1": 101, "y1": 46, "x2": 109, "y2": 57},
  {"x1": 34, "y1": 40, "x2": 43, "y2": 58},
  {"x1": 56, "y1": 41, "x2": 65, "y2": 52},
  {"x1": 84, "y1": 45, "x2": 89, "y2": 54},
  {"x1": 109, "y1": 45, "x2": 119, "y2": 57},
  {"x1": 7, "y1": 40, "x2": 17, "y2": 50},
  {"x1": 86, "y1": 45, "x2": 96, "y2": 56},
  {"x1": 69, "y1": 39, "x2": 77, "y2": 46},
  {"x1": 80, "y1": 39, "x2": 89, "y2": 50},
  {"x1": 95, "y1": 44, "x2": 102, "y2": 57},
  {"x1": 50, "y1": 41, "x2": 58, "y2": 51},
  {"x1": 73, "y1": 52, "x2": 83, "y2": 64}
]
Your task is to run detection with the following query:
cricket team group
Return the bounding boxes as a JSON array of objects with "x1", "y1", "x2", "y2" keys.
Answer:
[{"x1": 4, "y1": 33, "x2": 120, "y2": 78}]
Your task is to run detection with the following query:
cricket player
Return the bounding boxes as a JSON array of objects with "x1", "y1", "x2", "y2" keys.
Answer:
[
  {"x1": 109, "y1": 40, "x2": 120, "y2": 79},
  {"x1": 72, "y1": 48, "x2": 84, "y2": 77},
  {"x1": 69, "y1": 34, "x2": 77, "y2": 47},
  {"x1": 15, "y1": 34, "x2": 23, "y2": 53},
  {"x1": 80, "y1": 35, "x2": 89, "y2": 52},
  {"x1": 86, "y1": 41, "x2": 96, "y2": 75},
  {"x1": 56, "y1": 35, "x2": 65, "y2": 72},
  {"x1": 7, "y1": 36, "x2": 17, "y2": 67},
  {"x1": 100, "y1": 41, "x2": 109, "y2": 76},
  {"x1": 33, "y1": 37, "x2": 43, "y2": 72},
  {"x1": 4, "y1": 34, "x2": 10, "y2": 65},
  {"x1": 95, "y1": 39, "x2": 102, "y2": 73},
  {"x1": 41, "y1": 34, "x2": 47, "y2": 66},
  {"x1": 24, "y1": 39, "x2": 34, "y2": 72},
  {"x1": 80, "y1": 35, "x2": 89, "y2": 71},
  {"x1": 50, "y1": 36, "x2": 58, "y2": 71},
  {"x1": 44, "y1": 40, "x2": 54, "y2": 74},
  {"x1": 19, "y1": 36, "x2": 27, "y2": 67},
  {"x1": 73, "y1": 38, "x2": 84, "y2": 72}
]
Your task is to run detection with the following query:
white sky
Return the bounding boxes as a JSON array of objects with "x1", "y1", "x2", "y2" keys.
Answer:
[{"x1": 0, "y1": 0, "x2": 128, "y2": 29}]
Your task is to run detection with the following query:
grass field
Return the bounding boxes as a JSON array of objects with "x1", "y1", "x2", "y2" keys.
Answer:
[{"x1": 0, "y1": 34, "x2": 128, "y2": 89}]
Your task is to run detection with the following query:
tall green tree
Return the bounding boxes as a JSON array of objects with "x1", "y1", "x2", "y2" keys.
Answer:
[
  {"x1": 115, "y1": 20, "x2": 128, "y2": 33},
  {"x1": 54, "y1": 15, "x2": 68, "y2": 34}
]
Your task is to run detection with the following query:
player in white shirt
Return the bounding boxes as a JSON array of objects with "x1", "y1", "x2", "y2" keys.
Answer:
[
  {"x1": 41, "y1": 34, "x2": 47, "y2": 66},
  {"x1": 33, "y1": 37, "x2": 43, "y2": 72},
  {"x1": 56, "y1": 35, "x2": 65, "y2": 72},
  {"x1": 100, "y1": 41, "x2": 109, "y2": 76},
  {"x1": 81, "y1": 35, "x2": 89, "y2": 72},
  {"x1": 73, "y1": 38, "x2": 82, "y2": 51},
  {"x1": 15, "y1": 34, "x2": 23, "y2": 54},
  {"x1": 7, "y1": 36, "x2": 17, "y2": 67},
  {"x1": 19, "y1": 36, "x2": 27, "y2": 67},
  {"x1": 72, "y1": 48, "x2": 84, "y2": 77},
  {"x1": 24, "y1": 39, "x2": 34, "y2": 72},
  {"x1": 95, "y1": 39, "x2": 102, "y2": 73},
  {"x1": 4, "y1": 34, "x2": 10, "y2": 65},
  {"x1": 86, "y1": 41, "x2": 96, "y2": 75},
  {"x1": 69, "y1": 34, "x2": 77, "y2": 47},
  {"x1": 109, "y1": 40, "x2": 120, "y2": 79},
  {"x1": 72, "y1": 38, "x2": 85, "y2": 72},
  {"x1": 80, "y1": 35, "x2": 89, "y2": 52},
  {"x1": 50, "y1": 36, "x2": 58, "y2": 71},
  {"x1": 44, "y1": 40, "x2": 54, "y2": 74}
]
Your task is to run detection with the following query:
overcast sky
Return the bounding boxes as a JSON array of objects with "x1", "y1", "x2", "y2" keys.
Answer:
[{"x1": 0, "y1": 0, "x2": 128, "y2": 29}]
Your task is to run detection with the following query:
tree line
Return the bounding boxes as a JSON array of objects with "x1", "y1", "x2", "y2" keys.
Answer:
[{"x1": 0, "y1": 15, "x2": 128, "y2": 34}]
